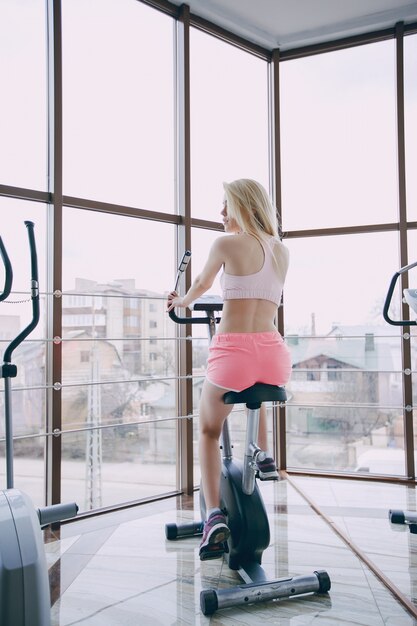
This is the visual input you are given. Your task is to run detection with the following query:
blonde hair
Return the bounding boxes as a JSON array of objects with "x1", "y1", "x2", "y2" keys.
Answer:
[{"x1": 222, "y1": 179, "x2": 281, "y2": 241}]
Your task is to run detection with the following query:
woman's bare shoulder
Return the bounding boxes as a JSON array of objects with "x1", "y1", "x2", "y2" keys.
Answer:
[{"x1": 214, "y1": 234, "x2": 242, "y2": 249}]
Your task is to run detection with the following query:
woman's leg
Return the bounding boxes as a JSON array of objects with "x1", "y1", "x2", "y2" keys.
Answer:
[{"x1": 199, "y1": 379, "x2": 234, "y2": 512}]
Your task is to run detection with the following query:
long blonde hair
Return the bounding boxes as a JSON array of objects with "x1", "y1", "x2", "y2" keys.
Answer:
[{"x1": 223, "y1": 179, "x2": 281, "y2": 241}]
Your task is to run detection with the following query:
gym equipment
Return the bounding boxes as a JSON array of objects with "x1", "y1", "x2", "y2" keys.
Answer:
[
  {"x1": 0, "y1": 221, "x2": 78, "y2": 626},
  {"x1": 384, "y1": 261, "x2": 417, "y2": 533},
  {"x1": 383, "y1": 261, "x2": 417, "y2": 326},
  {"x1": 165, "y1": 252, "x2": 331, "y2": 616},
  {"x1": 389, "y1": 509, "x2": 417, "y2": 533}
]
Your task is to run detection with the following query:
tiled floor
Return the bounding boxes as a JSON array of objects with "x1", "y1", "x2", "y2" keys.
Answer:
[{"x1": 46, "y1": 476, "x2": 417, "y2": 625}]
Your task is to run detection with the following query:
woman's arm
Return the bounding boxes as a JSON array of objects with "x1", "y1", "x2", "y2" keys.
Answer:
[{"x1": 167, "y1": 238, "x2": 226, "y2": 311}]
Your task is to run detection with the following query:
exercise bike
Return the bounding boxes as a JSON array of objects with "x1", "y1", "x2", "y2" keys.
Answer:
[
  {"x1": 383, "y1": 261, "x2": 417, "y2": 533},
  {"x1": 0, "y1": 221, "x2": 78, "y2": 626},
  {"x1": 165, "y1": 252, "x2": 331, "y2": 616}
]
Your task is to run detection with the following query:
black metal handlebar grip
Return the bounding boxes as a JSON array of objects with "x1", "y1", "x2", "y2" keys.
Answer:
[
  {"x1": 168, "y1": 309, "x2": 213, "y2": 325},
  {"x1": 383, "y1": 270, "x2": 417, "y2": 326},
  {"x1": 3, "y1": 221, "x2": 40, "y2": 364},
  {"x1": 174, "y1": 250, "x2": 191, "y2": 291},
  {"x1": 0, "y1": 235, "x2": 13, "y2": 302},
  {"x1": 178, "y1": 250, "x2": 191, "y2": 274},
  {"x1": 24, "y1": 221, "x2": 39, "y2": 284},
  {"x1": 170, "y1": 249, "x2": 220, "y2": 325},
  {"x1": 383, "y1": 272, "x2": 401, "y2": 325}
]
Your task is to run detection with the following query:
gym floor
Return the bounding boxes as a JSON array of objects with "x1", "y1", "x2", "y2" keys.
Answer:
[{"x1": 46, "y1": 476, "x2": 417, "y2": 625}]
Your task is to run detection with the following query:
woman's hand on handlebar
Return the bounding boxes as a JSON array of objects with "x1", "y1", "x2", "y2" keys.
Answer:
[{"x1": 167, "y1": 290, "x2": 186, "y2": 312}]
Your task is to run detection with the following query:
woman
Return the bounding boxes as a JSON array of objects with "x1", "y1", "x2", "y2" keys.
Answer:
[{"x1": 167, "y1": 178, "x2": 291, "y2": 560}]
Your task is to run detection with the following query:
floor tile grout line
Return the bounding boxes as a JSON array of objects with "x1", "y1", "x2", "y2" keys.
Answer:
[{"x1": 283, "y1": 472, "x2": 417, "y2": 621}]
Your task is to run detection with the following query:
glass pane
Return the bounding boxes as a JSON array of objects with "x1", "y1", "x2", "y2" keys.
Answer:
[
  {"x1": 62, "y1": 304, "x2": 176, "y2": 383},
  {"x1": 62, "y1": 210, "x2": 174, "y2": 293},
  {"x1": 190, "y1": 28, "x2": 269, "y2": 221},
  {"x1": 61, "y1": 377, "x2": 175, "y2": 432},
  {"x1": 410, "y1": 229, "x2": 417, "y2": 459},
  {"x1": 0, "y1": 438, "x2": 46, "y2": 507},
  {"x1": 287, "y1": 333, "x2": 404, "y2": 474},
  {"x1": 284, "y1": 231, "x2": 404, "y2": 474},
  {"x1": 284, "y1": 231, "x2": 400, "y2": 336},
  {"x1": 0, "y1": 388, "x2": 47, "y2": 439},
  {"x1": 280, "y1": 41, "x2": 397, "y2": 230},
  {"x1": 0, "y1": 1, "x2": 47, "y2": 189},
  {"x1": 61, "y1": 422, "x2": 176, "y2": 512},
  {"x1": 404, "y1": 34, "x2": 417, "y2": 221},
  {"x1": 62, "y1": 211, "x2": 176, "y2": 505},
  {"x1": 62, "y1": 0, "x2": 175, "y2": 211},
  {"x1": 287, "y1": 405, "x2": 406, "y2": 475}
]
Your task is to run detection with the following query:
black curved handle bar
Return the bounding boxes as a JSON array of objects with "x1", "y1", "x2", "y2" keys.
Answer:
[
  {"x1": 0, "y1": 235, "x2": 13, "y2": 302},
  {"x1": 383, "y1": 261, "x2": 417, "y2": 326},
  {"x1": 168, "y1": 304, "x2": 221, "y2": 325},
  {"x1": 3, "y1": 221, "x2": 40, "y2": 364}
]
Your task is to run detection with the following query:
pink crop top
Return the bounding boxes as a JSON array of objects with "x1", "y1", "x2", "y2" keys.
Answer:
[{"x1": 220, "y1": 236, "x2": 284, "y2": 306}]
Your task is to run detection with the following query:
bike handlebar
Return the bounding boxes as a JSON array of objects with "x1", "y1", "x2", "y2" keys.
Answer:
[
  {"x1": 169, "y1": 248, "x2": 222, "y2": 324},
  {"x1": 383, "y1": 261, "x2": 417, "y2": 327},
  {"x1": 168, "y1": 299, "x2": 222, "y2": 325}
]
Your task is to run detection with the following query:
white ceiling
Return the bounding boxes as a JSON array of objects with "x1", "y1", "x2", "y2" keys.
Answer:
[{"x1": 170, "y1": 0, "x2": 417, "y2": 50}]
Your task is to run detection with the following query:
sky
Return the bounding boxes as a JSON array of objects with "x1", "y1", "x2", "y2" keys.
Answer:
[{"x1": 0, "y1": 0, "x2": 416, "y2": 338}]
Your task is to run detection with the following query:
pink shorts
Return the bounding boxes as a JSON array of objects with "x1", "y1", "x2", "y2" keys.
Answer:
[{"x1": 206, "y1": 331, "x2": 292, "y2": 392}]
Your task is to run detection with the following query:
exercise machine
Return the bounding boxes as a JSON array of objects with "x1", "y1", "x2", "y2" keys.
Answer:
[
  {"x1": 383, "y1": 261, "x2": 417, "y2": 533},
  {"x1": 0, "y1": 221, "x2": 78, "y2": 626},
  {"x1": 165, "y1": 252, "x2": 331, "y2": 616}
]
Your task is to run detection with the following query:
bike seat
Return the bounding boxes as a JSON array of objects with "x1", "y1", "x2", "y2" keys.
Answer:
[{"x1": 223, "y1": 383, "x2": 287, "y2": 409}]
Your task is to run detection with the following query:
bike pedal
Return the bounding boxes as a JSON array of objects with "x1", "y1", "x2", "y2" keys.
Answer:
[
  {"x1": 257, "y1": 471, "x2": 279, "y2": 481},
  {"x1": 199, "y1": 542, "x2": 227, "y2": 561}
]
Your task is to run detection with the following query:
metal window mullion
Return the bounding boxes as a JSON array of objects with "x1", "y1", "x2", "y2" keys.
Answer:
[
  {"x1": 46, "y1": 0, "x2": 63, "y2": 507},
  {"x1": 396, "y1": 23, "x2": 414, "y2": 479},
  {"x1": 176, "y1": 4, "x2": 193, "y2": 495},
  {"x1": 270, "y1": 48, "x2": 287, "y2": 470}
]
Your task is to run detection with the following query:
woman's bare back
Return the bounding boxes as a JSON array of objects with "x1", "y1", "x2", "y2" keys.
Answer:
[{"x1": 218, "y1": 233, "x2": 289, "y2": 334}]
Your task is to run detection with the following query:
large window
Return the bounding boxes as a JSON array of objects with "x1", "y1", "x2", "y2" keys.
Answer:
[
  {"x1": 283, "y1": 232, "x2": 403, "y2": 474},
  {"x1": 61, "y1": 210, "x2": 176, "y2": 511},
  {"x1": 280, "y1": 37, "x2": 405, "y2": 476},
  {"x1": 280, "y1": 41, "x2": 397, "y2": 231},
  {"x1": 190, "y1": 28, "x2": 269, "y2": 221},
  {"x1": 62, "y1": 0, "x2": 175, "y2": 212}
]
